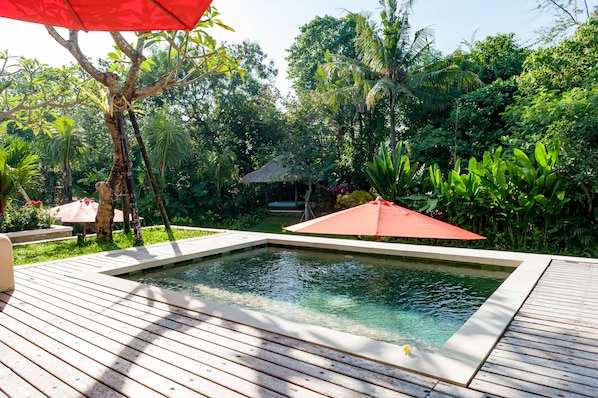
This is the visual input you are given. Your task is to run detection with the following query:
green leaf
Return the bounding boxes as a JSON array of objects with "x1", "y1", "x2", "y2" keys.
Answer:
[{"x1": 534, "y1": 142, "x2": 548, "y2": 169}]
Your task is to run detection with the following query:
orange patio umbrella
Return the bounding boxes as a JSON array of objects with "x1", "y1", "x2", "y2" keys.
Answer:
[
  {"x1": 0, "y1": 0, "x2": 212, "y2": 32},
  {"x1": 284, "y1": 197, "x2": 486, "y2": 242},
  {"x1": 50, "y1": 198, "x2": 130, "y2": 235}
]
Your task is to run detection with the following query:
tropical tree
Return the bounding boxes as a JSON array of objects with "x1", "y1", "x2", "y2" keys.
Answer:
[
  {"x1": 144, "y1": 108, "x2": 190, "y2": 179},
  {"x1": 322, "y1": 0, "x2": 482, "y2": 151},
  {"x1": 45, "y1": 6, "x2": 240, "y2": 243},
  {"x1": 0, "y1": 136, "x2": 39, "y2": 214},
  {"x1": 287, "y1": 15, "x2": 358, "y2": 94},
  {"x1": 44, "y1": 116, "x2": 88, "y2": 202},
  {"x1": 505, "y1": 18, "x2": 598, "y2": 217},
  {"x1": 283, "y1": 94, "x2": 340, "y2": 220},
  {"x1": 0, "y1": 52, "x2": 84, "y2": 134},
  {"x1": 535, "y1": 0, "x2": 597, "y2": 43}
]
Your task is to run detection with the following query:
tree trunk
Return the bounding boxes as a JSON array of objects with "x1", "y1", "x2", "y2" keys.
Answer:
[
  {"x1": 128, "y1": 109, "x2": 171, "y2": 230},
  {"x1": 95, "y1": 112, "x2": 126, "y2": 242},
  {"x1": 122, "y1": 191, "x2": 131, "y2": 233},
  {"x1": 389, "y1": 93, "x2": 397, "y2": 157},
  {"x1": 301, "y1": 179, "x2": 315, "y2": 222},
  {"x1": 65, "y1": 161, "x2": 73, "y2": 202},
  {"x1": 116, "y1": 109, "x2": 143, "y2": 246}
]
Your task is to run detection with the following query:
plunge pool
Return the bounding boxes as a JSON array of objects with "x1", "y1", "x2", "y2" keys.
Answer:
[{"x1": 122, "y1": 246, "x2": 511, "y2": 352}]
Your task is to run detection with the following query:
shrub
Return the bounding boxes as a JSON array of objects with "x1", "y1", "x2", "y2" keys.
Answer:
[
  {"x1": 336, "y1": 190, "x2": 375, "y2": 209},
  {"x1": 1, "y1": 202, "x2": 53, "y2": 232}
]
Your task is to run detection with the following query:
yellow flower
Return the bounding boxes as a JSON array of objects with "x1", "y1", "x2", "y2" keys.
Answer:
[{"x1": 402, "y1": 345, "x2": 411, "y2": 355}]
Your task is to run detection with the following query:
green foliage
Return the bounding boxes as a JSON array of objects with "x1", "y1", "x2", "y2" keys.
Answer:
[
  {"x1": 365, "y1": 142, "x2": 418, "y2": 203},
  {"x1": 0, "y1": 136, "x2": 39, "y2": 213},
  {"x1": 335, "y1": 190, "x2": 375, "y2": 209},
  {"x1": 505, "y1": 19, "x2": 598, "y2": 218},
  {"x1": 0, "y1": 52, "x2": 84, "y2": 134},
  {"x1": 321, "y1": 0, "x2": 481, "y2": 149},
  {"x1": 466, "y1": 33, "x2": 529, "y2": 83},
  {"x1": 144, "y1": 108, "x2": 191, "y2": 178},
  {"x1": 0, "y1": 202, "x2": 52, "y2": 232},
  {"x1": 518, "y1": 18, "x2": 598, "y2": 95},
  {"x1": 229, "y1": 207, "x2": 268, "y2": 230},
  {"x1": 287, "y1": 15, "x2": 358, "y2": 93},
  {"x1": 422, "y1": 140, "x2": 573, "y2": 251}
]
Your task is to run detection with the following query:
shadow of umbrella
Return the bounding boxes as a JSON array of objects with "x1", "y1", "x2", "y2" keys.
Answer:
[
  {"x1": 50, "y1": 198, "x2": 130, "y2": 236},
  {"x1": 284, "y1": 197, "x2": 486, "y2": 242}
]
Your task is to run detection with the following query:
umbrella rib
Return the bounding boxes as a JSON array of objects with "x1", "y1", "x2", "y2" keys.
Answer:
[
  {"x1": 148, "y1": 0, "x2": 189, "y2": 30},
  {"x1": 63, "y1": 0, "x2": 88, "y2": 31}
]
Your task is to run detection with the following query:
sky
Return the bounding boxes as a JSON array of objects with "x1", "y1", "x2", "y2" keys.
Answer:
[{"x1": 0, "y1": 0, "x2": 553, "y2": 95}]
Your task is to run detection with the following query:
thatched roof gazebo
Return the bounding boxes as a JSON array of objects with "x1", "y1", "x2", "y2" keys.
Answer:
[
  {"x1": 241, "y1": 157, "x2": 304, "y2": 211},
  {"x1": 240, "y1": 157, "x2": 298, "y2": 183}
]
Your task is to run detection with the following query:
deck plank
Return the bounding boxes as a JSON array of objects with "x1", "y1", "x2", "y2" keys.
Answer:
[
  {"x1": 471, "y1": 370, "x2": 592, "y2": 398},
  {"x1": 66, "y1": 275, "x2": 436, "y2": 395},
  {"x1": 9, "y1": 280, "x2": 332, "y2": 398},
  {"x1": 0, "y1": 324, "x2": 127, "y2": 397},
  {"x1": 12, "y1": 272, "x2": 423, "y2": 398},
  {"x1": 0, "y1": 354, "x2": 46, "y2": 398},
  {"x1": 0, "y1": 294, "x2": 244, "y2": 398},
  {"x1": 468, "y1": 258, "x2": 598, "y2": 398},
  {"x1": 4, "y1": 232, "x2": 598, "y2": 398}
]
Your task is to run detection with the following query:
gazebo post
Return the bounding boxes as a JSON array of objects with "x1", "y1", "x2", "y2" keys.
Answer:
[{"x1": 0, "y1": 234, "x2": 14, "y2": 292}]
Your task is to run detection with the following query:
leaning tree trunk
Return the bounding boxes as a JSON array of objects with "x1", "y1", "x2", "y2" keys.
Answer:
[
  {"x1": 128, "y1": 109, "x2": 171, "y2": 230},
  {"x1": 116, "y1": 109, "x2": 143, "y2": 245}
]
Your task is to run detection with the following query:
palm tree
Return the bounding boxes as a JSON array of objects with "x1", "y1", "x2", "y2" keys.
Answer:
[
  {"x1": 324, "y1": 0, "x2": 482, "y2": 151},
  {"x1": 46, "y1": 116, "x2": 88, "y2": 202},
  {"x1": 145, "y1": 108, "x2": 191, "y2": 179},
  {"x1": 0, "y1": 136, "x2": 39, "y2": 214}
]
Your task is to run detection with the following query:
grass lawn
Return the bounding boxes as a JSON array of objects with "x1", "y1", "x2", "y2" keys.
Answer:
[
  {"x1": 12, "y1": 226, "x2": 216, "y2": 266},
  {"x1": 247, "y1": 213, "x2": 303, "y2": 233}
]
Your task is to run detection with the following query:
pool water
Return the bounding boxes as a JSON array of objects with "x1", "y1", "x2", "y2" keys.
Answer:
[{"x1": 123, "y1": 247, "x2": 510, "y2": 352}]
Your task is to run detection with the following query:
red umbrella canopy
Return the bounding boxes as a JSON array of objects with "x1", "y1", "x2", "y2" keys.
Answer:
[
  {"x1": 50, "y1": 198, "x2": 126, "y2": 223},
  {"x1": 284, "y1": 198, "x2": 486, "y2": 241},
  {"x1": 0, "y1": 0, "x2": 212, "y2": 31}
]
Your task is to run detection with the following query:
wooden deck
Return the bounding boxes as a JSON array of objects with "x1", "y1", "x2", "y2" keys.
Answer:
[
  {"x1": 470, "y1": 259, "x2": 598, "y2": 398},
  {"x1": 1, "y1": 232, "x2": 597, "y2": 397}
]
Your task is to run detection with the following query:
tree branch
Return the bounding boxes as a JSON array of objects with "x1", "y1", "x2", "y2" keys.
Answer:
[
  {"x1": 110, "y1": 32, "x2": 138, "y2": 60},
  {"x1": 546, "y1": 0, "x2": 579, "y2": 24},
  {"x1": 45, "y1": 27, "x2": 120, "y2": 93}
]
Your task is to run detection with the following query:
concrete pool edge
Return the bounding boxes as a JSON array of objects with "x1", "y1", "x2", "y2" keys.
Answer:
[{"x1": 72, "y1": 231, "x2": 556, "y2": 386}]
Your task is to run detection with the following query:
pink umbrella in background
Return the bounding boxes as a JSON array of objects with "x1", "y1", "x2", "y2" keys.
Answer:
[{"x1": 50, "y1": 198, "x2": 130, "y2": 235}]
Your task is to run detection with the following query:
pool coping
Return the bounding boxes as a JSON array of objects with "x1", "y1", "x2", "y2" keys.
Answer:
[{"x1": 70, "y1": 231, "x2": 557, "y2": 386}]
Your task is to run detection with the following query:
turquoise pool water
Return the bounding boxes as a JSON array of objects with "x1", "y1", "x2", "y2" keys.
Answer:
[{"x1": 123, "y1": 247, "x2": 510, "y2": 351}]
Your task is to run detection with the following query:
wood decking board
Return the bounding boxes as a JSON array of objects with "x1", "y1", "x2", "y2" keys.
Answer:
[
  {"x1": 0, "y1": 292, "x2": 268, "y2": 398},
  {"x1": 3, "y1": 234, "x2": 598, "y2": 397},
  {"x1": 468, "y1": 260, "x2": 598, "y2": 398},
  {"x1": 7, "y1": 270, "x2": 433, "y2": 397},
  {"x1": 8, "y1": 283, "x2": 330, "y2": 398},
  {"x1": 12, "y1": 275, "x2": 417, "y2": 398},
  {"x1": 78, "y1": 278, "x2": 437, "y2": 395}
]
